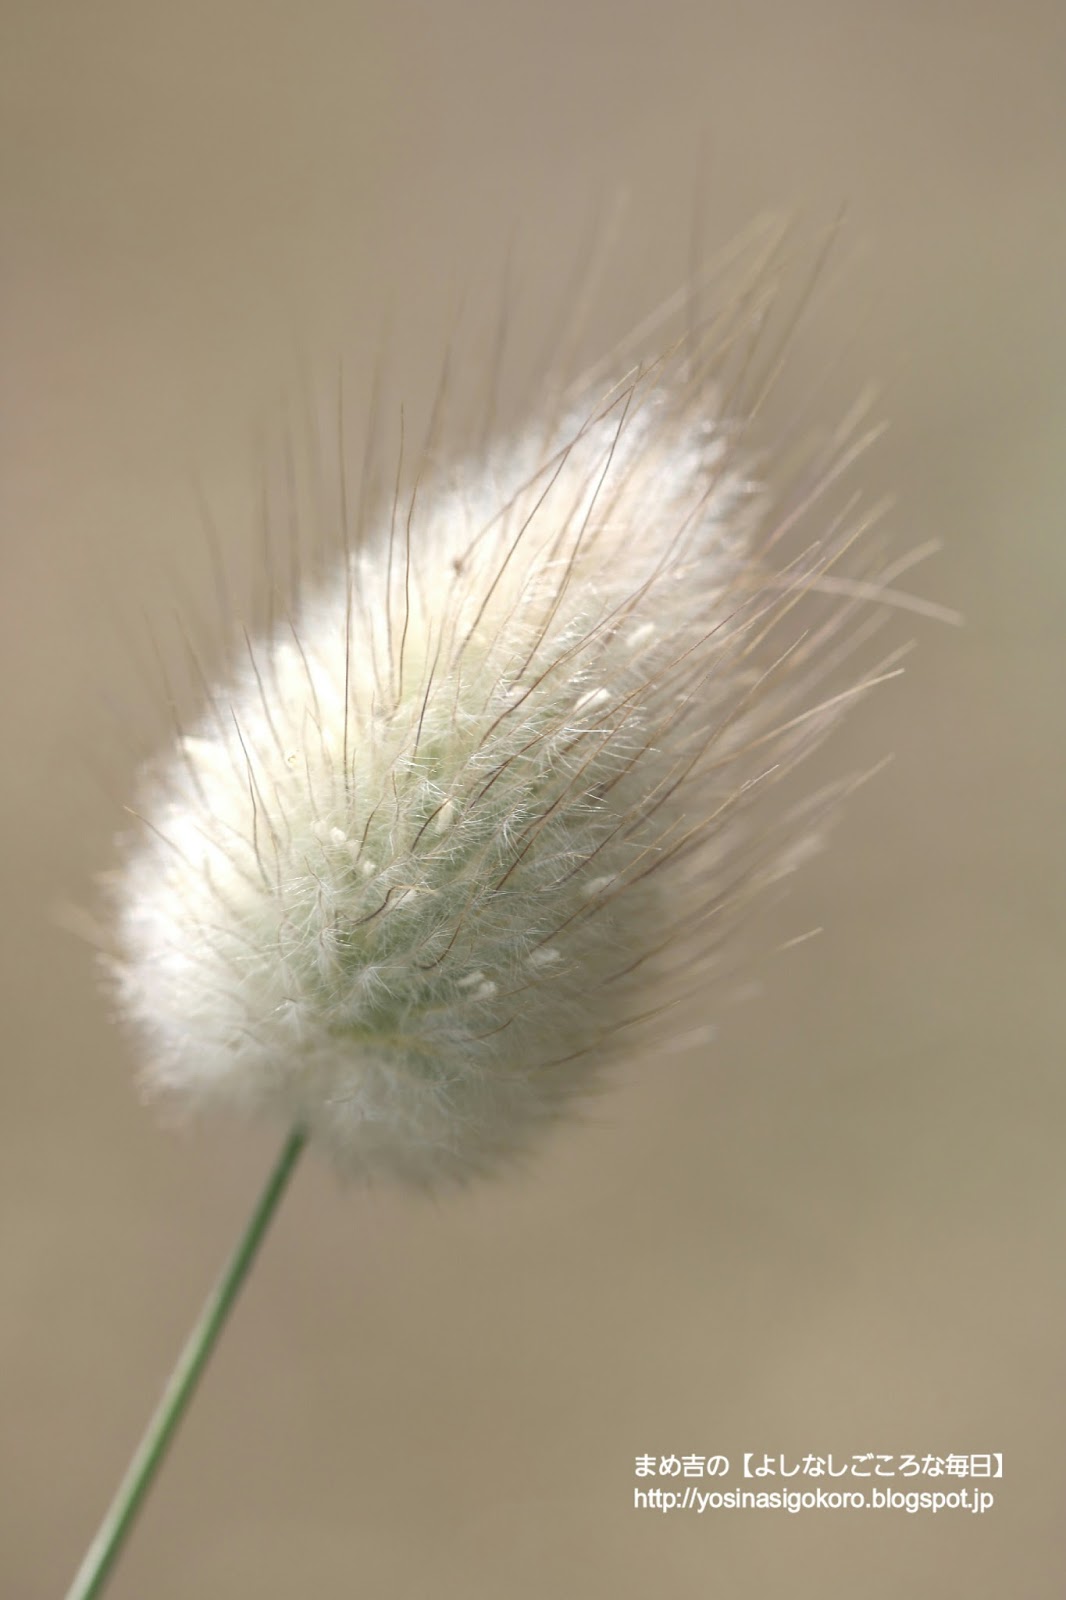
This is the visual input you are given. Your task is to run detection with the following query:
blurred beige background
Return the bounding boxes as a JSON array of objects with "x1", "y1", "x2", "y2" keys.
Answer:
[{"x1": 2, "y1": 2, "x2": 1064, "y2": 1596}]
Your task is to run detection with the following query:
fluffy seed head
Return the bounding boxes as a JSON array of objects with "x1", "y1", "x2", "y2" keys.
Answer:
[{"x1": 110, "y1": 289, "x2": 893, "y2": 1186}]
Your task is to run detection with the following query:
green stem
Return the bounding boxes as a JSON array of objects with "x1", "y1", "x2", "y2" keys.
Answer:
[{"x1": 65, "y1": 1126, "x2": 307, "y2": 1600}]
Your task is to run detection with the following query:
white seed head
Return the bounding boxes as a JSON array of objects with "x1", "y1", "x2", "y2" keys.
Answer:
[{"x1": 109, "y1": 307, "x2": 891, "y2": 1187}]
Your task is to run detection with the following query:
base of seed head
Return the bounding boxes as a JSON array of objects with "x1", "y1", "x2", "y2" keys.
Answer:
[{"x1": 110, "y1": 310, "x2": 886, "y2": 1187}]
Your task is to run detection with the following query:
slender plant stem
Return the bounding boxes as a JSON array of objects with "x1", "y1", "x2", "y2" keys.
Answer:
[{"x1": 65, "y1": 1126, "x2": 308, "y2": 1600}]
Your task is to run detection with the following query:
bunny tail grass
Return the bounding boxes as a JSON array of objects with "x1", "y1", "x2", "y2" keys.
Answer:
[{"x1": 64, "y1": 1127, "x2": 307, "y2": 1600}]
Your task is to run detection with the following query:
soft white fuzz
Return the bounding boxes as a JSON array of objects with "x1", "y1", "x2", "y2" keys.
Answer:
[{"x1": 112, "y1": 348, "x2": 880, "y2": 1185}]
